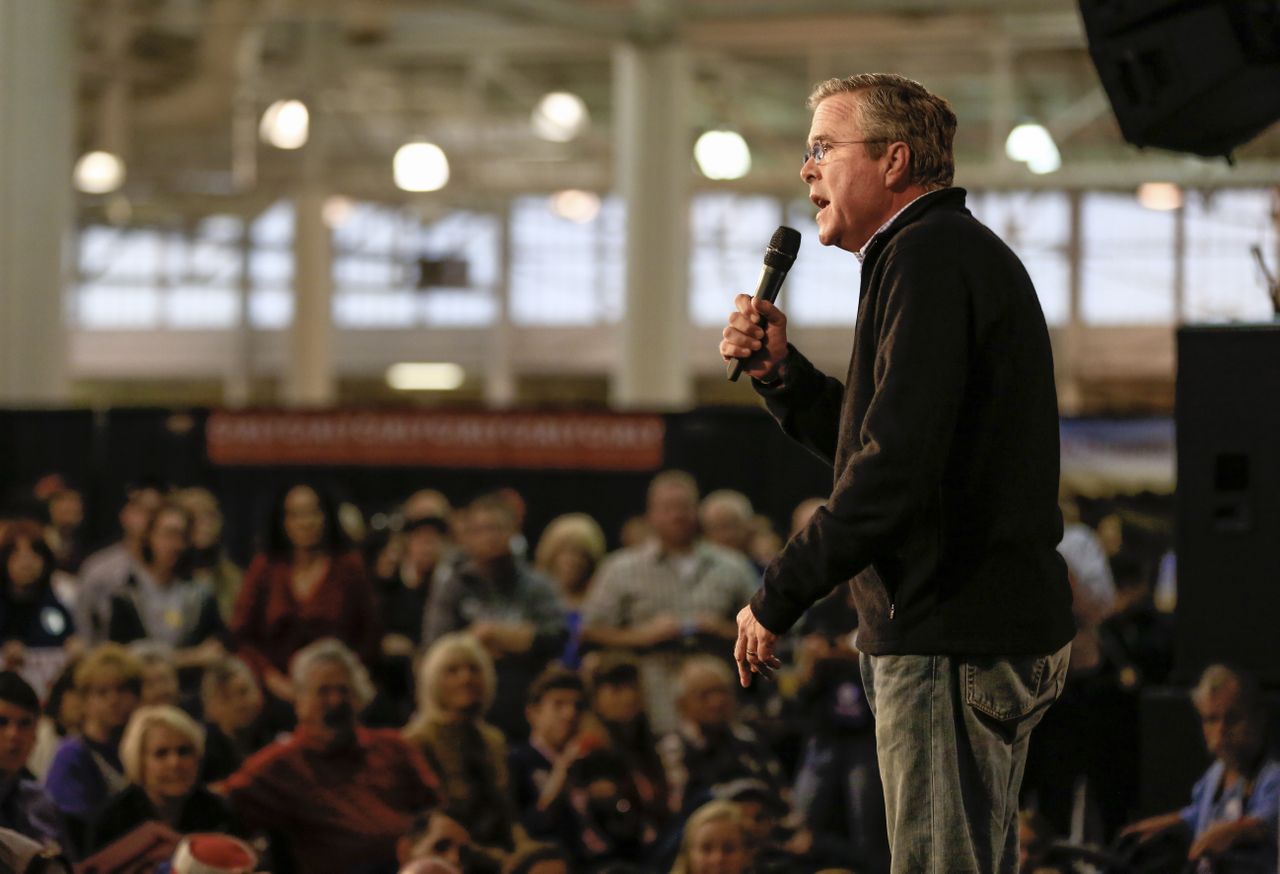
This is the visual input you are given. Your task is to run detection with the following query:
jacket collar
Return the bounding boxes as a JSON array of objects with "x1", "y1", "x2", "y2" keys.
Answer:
[{"x1": 861, "y1": 186, "x2": 968, "y2": 268}]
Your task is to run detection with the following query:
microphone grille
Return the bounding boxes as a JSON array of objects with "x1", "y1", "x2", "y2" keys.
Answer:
[{"x1": 765, "y1": 225, "x2": 801, "y2": 268}]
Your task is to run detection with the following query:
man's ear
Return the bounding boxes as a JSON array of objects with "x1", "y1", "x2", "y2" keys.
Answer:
[{"x1": 884, "y1": 141, "x2": 912, "y2": 189}]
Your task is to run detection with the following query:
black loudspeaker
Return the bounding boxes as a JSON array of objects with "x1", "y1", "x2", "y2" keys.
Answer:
[
  {"x1": 1078, "y1": 0, "x2": 1280, "y2": 157},
  {"x1": 1138, "y1": 688, "x2": 1207, "y2": 816},
  {"x1": 1174, "y1": 324, "x2": 1280, "y2": 685}
]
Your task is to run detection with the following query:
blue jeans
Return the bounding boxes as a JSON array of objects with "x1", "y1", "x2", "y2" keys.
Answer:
[{"x1": 860, "y1": 643, "x2": 1070, "y2": 874}]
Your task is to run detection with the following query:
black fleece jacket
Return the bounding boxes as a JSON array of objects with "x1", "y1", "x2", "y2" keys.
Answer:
[{"x1": 750, "y1": 187, "x2": 1074, "y2": 656}]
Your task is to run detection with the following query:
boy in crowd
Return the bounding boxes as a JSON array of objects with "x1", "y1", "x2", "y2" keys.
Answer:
[
  {"x1": 508, "y1": 667, "x2": 588, "y2": 841},
  {"x1": 0, "y1": 672, "x2": 72, "y2": 856}
]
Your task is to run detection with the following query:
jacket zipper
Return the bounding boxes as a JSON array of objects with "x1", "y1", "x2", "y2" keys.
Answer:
[{"x1": 889, "y1": 603, "x2": 896, "y2": 620}]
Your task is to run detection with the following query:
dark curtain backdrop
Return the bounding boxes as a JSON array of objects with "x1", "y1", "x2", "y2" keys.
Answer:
[{"x1": 0, "y1": 406, "x2": 834, "y2": 567}]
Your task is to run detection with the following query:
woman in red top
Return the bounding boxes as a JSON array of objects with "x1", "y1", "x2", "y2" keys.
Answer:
[{"x1": 230, "y1": 483, "x2": 379, "y2": 702}]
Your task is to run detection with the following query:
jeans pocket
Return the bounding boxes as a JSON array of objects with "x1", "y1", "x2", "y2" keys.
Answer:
[{"x1": 961, "y1": 654, "x2": 1049, "y2": 723}]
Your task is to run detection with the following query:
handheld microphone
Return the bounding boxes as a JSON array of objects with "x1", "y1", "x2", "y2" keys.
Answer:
[{"x1": 726, "y1": 225, "x2": 801, "y2": 382}]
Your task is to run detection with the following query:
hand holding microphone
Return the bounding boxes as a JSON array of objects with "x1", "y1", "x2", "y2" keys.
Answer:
[{"x1": 722, "y1": 226, "x2": 800, "y2": 382}]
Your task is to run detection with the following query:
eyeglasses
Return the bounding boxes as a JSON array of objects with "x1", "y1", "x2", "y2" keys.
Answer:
[{"x1": 802, "y1": 139, "x2": 885, "y2": 165}]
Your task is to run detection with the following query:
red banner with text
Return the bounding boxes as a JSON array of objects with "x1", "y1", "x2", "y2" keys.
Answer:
[{"x1": 205, "y1": 410, "x2": 666, "y2": 471}]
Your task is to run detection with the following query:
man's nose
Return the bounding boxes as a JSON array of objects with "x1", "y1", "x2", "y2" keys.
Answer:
[{"x1": 801, "y1": 159, "x2": 817, "y2": 183}]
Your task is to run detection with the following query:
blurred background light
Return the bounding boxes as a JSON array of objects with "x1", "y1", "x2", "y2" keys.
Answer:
[
  {"x1": 1137, "y1": 182, "x2": 1184, "y2": 211},
  {"x1": 259, "y1": 99, "x2": 310, "y2": 150},
  {"x1": 548, "y1": 189, "x2": 601, "y2": 223},
  {"x1": 393, "y1": 142, "x2": 450, "y2": 192},
  {"x1": 1005, "y1": 123, "x2": 1061, "y2": 175},
  {"x1": 694, "y1": 129, "x2": 752, "y2": 180},
  {"x1": 386, "y1": 362, "x2": 466, "y2": 391},
  {"x1": 531, "y1": 91, "x2": 589, "y2": 143},
  {"x1": 74, "y1": 150, "x2": 126, "y2": 194},
  {"x1": 322, "y1": 195, "x2": 355, "y2": 228}
]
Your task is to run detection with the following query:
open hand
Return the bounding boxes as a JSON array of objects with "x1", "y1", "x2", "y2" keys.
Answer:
[{"x1": 733, "y1": 604, "x2": 782, "y2": 687}]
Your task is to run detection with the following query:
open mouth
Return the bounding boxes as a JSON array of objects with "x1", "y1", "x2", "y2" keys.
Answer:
[{"x1": 811, "y1": 195, "x2": 830, "y2": 213}]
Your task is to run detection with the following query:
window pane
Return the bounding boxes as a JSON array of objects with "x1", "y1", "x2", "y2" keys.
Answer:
[
  {"x1": 250, "y1": 289, "x2": 292, "y2": 329},
  {"x1": 81, "y1": 227, "x2": 163, "y2": 285},
  {"x1": 249, "y1": 251, "x2": 292, "y2": 287},
  {"x1": 420, "y1": 290, "x2": 497, "y2": 326},
  {"x1": 421, "y1": 211, "x2": 502, "y2": 291},
  {"x1": 187, "y1": 237, "x2": 241, "y2": 286},
  {"x1": 333, "y1": 206, "x2": 500, "y2": 329},
  {"x1": 76, "y1": 223, "x2": 244, "y2": 330},
  {"x1": 1184, "y1": 189, "x2": 1278, "y2": 323},
  {"x1": 782, "y1": 200, "x2": 859, "y2": 325},
  {"x1": 252, "y1": 201, "x2": 294, "y2": 248},
  {"x1": 79, "y1": 226, "x2": 123, "y2": 277},
  {"x1": 969, "y1": 191, "x2": 1071, "y2": 326},
  {"x1": 510, "y1": 195, "x2": 622, "y2": 326},
  {"x1": 166, "y1": 288, "x2": 239, "y2": 329},
  {"x1": 334, "y1": 254, "x2": 397, "y2": 287},
  {"x1": 1082, "y1": 193, "x2": 1176, "y2": 324},
  {"x1": 198, "y1": 214, "x2": 243, "y2": 244},
  {"x1": 332, "y1": 203, "x2": 399, "y2": 254},
  {"x1": 334, "y1": 291, "x2": 417, "y2": 328},
  {"x1": 79, "y1": 286, "x2": 161, "y2": 329},
  {"x1": 688, "y1": 194, "x2": 783, "y2": 326}
]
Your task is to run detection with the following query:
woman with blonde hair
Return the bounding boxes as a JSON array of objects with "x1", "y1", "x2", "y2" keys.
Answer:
[
  {"x1": 534, "y1": 513, "x2": 606, "y2": 669},
  {"x1": 44, "y1": 643, "x2": 143, "y2": 845},
  {"x1": 403, "y1": 632, "x2": 514, "y2": 852},
  {"x1": 87, "y1": 704, "x2": 237, "y2": 852},
  {"x1": 198, "y1": 655, "x2": 267, "y2": 782},
  {"x1": 670, "y1": 800, "x2": 751, "y2": 874}
]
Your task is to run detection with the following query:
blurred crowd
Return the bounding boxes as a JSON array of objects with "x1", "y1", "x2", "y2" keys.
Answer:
[{"x1": 0, "y1": 469, "x2": 1270, "y2": 874}]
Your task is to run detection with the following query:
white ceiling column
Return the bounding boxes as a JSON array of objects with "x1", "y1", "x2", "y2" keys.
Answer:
[
  {"x1": 485, "y1": 201, "x2": 517, "y2": 408},
  {"x1": 0, "y1": 0, "x2": 74, "y2": 405},
  {"x1": 283, "y1": 16, "x2": 336, "y2": 407},
  {"x1": 285, "y1": 185, "x2": 336, "y2": 407},
  {"x1": 609, "y1": 37, "x2": 694, "y2": 411}
]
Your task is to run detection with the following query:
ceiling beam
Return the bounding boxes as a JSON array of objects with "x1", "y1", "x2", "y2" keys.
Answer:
[{"x1": 447, "y1": 0, "x2": 634, "y2": 41}]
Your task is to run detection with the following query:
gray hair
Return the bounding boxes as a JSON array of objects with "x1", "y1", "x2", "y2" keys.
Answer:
[
  {"x1": 1192, "y1": 664, "x2": 1261, "y2": 716},
  {"x1": 807, "y1": 73, "x2": 957, "y2": 190},
  {"x1": 200, "y1": 655, "x2": 258, "y2": 711},
  {"x1": 647, "y1": 469, "x2": 700, "y2": 505},
  {"x1": 119, "y1": 704, "x2": 205, "y2": 785},
  {"x1": 675, "y1": 655, "x2": 735, "y2": 700},
  {"x1": 290, "y1": 638, "x2": 375, "y2": 709},
  {"x1": 699, "y1": 490, "x2": 754, "y2": 526}
]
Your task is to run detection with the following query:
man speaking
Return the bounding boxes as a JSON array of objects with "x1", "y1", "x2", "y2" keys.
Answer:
[{"x1": 721, "y1": 73, "x2": 1074, "y2": 874}]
